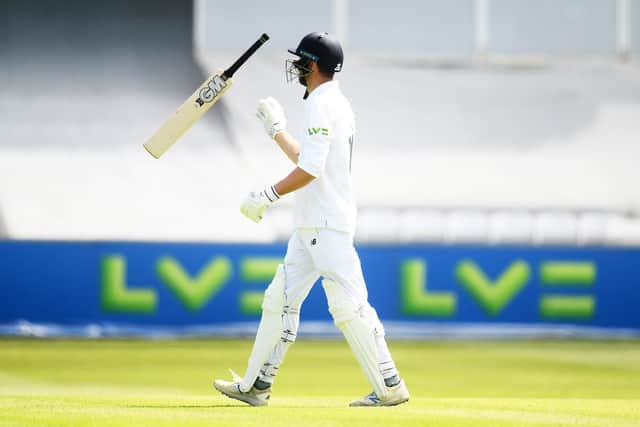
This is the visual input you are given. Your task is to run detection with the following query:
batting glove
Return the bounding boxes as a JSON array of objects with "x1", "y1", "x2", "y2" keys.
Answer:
[
  {"x1": 256, "y1": 97, "x2": 286, "y2": 139},
  {"x1": 240, "y1": 186, "x2": 280, "y2": 223}
]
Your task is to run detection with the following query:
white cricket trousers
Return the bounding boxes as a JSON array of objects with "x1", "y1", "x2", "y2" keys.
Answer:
[
  {"x1": 241, "y1": 227, "x2": 399, "y2": 392},
  {"x1": 283, "y1": 227, "x2": 368, "y2": 310}
]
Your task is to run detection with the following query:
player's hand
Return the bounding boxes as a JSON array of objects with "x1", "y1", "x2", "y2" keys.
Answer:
[
  {"x1": 256, "y1": 97, "x2": 286, "y2": 139},
  {"x1": 240, "y1": 186, "x2": 280, "y2": 223}
]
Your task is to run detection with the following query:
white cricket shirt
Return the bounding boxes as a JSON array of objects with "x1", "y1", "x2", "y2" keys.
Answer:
[{"x1": 295, "y1": 80, "x2": 357, "y2": 234}]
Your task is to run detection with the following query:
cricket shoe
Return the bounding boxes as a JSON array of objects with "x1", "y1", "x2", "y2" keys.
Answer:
[
  {"x1": 349, "y1": 379, "x2": 410, "y2": 407},
  {"x1": 213, "y1": 369, "x2": 271, "y2": 407}
]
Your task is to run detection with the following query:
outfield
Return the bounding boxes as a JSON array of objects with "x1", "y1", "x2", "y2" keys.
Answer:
[{"x1": 0, "y1": 338, "x2": 639, "y2": 427}]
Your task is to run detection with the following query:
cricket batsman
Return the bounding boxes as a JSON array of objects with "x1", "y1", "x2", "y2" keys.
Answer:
[{"x1": 214, "y1": 32, "x2": 410, "y2": 407}]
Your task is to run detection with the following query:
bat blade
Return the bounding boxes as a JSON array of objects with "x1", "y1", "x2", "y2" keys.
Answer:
[
  {"x1": 143, "y1": 73, "x2": 233, "y2": 159},
  {"x1": 143, "y1": 33, "x2": 269, "y2": 159}
]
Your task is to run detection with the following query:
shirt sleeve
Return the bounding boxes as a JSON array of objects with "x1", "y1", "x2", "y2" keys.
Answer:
[{"x1": 298, "y1": 102, "x2": 331, "y2": 178}]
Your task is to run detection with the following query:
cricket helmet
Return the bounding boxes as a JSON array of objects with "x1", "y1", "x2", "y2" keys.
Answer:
[
  {"x1": 288, "y1": 32, "x2": 344, "y2": 74},
  {"x1": 286, "y1": 32, "x2": 343, "y2": 87}
]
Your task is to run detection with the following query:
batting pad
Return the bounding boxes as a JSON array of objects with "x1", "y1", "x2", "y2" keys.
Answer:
[
  {"x1": 240, "y1": 265, "x2": 286, "y2": 392},
  {"x1": 322, "y1": 279, "x2": 389, "y2": 398}
]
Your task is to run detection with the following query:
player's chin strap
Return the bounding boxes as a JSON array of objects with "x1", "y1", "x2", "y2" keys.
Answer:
[{"x1": 303, "y1": 89, "x2": 309, "y2": 100}]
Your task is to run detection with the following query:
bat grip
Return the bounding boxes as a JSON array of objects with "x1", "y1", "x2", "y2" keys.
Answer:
[{"x1": 223, "y1": 33, "x2": 270, "y2": 79}]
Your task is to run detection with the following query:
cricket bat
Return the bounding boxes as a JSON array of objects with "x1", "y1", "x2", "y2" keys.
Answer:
[{"x1": 143, "y1": 33, "x2": 270, "y2": 158}]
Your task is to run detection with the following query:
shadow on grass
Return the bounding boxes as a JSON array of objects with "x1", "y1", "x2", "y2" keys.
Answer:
[{"x1": 124, "y1": 404, "x2": 250, "y2": 409}]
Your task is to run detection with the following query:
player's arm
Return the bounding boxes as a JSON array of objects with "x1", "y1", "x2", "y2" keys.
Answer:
[
  {"x1": 274, "y1": 167, "x2": 315, "y2": 196},
  {"x1": 241, "y1": 99, "x2": 328, "y2": 223},
  {"x1": 240, "y1": 166, "x2": 315, "y2": 223},
  {"x1": 273, "y1": 131, "x2": 300, "y2": 165},
  {"x1": 272, "y1": 100, "x2": 329, "y2": 197},
  {"x1": 256, "y1": 97, "x2": 300, "y2": 164}
]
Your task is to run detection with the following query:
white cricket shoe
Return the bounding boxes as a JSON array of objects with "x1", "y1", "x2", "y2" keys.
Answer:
[
  {"x1": 349, "y1": 379, "x2": 410, "y2": 407},
  {"x1": 213, "y1": 369, "x2": 271, "y2": 407}
]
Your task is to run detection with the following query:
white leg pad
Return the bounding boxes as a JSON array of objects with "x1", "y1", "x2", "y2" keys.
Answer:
[
  {"x1": 257, "y1": 304, "x2": 299, "y2": 384},
  {"x1": 240, "y1": 264, "x2": 287, "y2": 391},
  {"x1": 360, "y1": 305, "x2": 399, "y2": 384},
  {"x1": 322, "y1": 279, "x2": 389, "y2": 398}
]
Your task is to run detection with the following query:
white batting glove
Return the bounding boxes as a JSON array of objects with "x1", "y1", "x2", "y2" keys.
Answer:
[
  {"x1": 256, "y1": 97, "x2": 286, "y2": 139},
  {"x1": 240, "y1": 186, "x2": 281, "y2": 223}
]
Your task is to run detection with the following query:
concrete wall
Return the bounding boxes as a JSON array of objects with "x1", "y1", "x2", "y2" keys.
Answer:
[
  {"x1": 200, "y1": 0, "x2": 633, "y2": 58},
  {"x1": 347, "y1": 0, "x2": 474, "y2": 57},
  {"x1": 489, "y1": 0, "x2": 617, "y2": 55}
]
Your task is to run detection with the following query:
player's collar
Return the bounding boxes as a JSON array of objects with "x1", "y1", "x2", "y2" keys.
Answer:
[{"x1": 305, "y1": 80, "x2": 339, "y2": 102}]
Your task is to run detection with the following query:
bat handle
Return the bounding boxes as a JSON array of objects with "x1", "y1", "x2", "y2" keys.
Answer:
[{"x1": 223, "y1": 33, "x2": 270, "y2": 79}]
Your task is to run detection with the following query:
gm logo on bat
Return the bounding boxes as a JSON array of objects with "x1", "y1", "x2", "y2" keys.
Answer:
[{"x1": 196, "y1": 74, "x2": 227, "y2": 106}]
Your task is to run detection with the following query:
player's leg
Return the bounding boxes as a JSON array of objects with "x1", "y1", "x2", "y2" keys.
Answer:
[
  {"x1": 309, "y1": 228, "x2": 409, "y2": 406},
  {"x1": 249, "y1": 238, "x2": 319, "y2": 391},
  {"x1": 214, "y1": 231, "x2": 318, "y2": 405},
  {"x1": 322, "y1": 279, "x2": 409, "y2": 406}
]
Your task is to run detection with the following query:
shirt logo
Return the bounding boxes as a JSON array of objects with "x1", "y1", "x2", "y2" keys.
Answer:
[{"x1": 308, "y1": 127, "x2": 329, "y2": 136}]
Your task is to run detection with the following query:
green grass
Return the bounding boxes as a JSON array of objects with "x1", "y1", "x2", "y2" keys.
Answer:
[{"x1": 1, "y1": 338, "x2": 639, "y2": 426}]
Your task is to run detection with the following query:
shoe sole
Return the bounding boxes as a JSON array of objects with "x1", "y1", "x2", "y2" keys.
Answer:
[
  {"x1": 350, "y1": 397, "x2": 410, "y2": 407},
  {"x1": 383, "y1": 396, "x2": 410, "y2": 407},
  {"x1": 213, "y1": 382, "x2": 268, "y2": 407}
]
